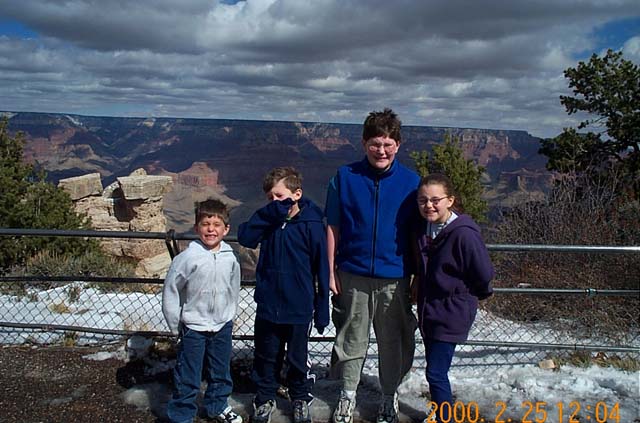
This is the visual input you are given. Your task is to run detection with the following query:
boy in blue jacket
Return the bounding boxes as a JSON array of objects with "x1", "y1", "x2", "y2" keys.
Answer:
[{"x1": 238, "y1": 167, "x2": 329, "y2": 423}]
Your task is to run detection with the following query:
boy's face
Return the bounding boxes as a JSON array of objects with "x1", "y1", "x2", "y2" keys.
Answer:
[
  {"x1": 194, "y1": 215, "x2": 230, "y2": 250},
  {"x1": 266, "y1": 179, "x2": 302, "y2": 217},
  {"x1": 362, "y1": 136, "x2": 399, "y2": 171}
]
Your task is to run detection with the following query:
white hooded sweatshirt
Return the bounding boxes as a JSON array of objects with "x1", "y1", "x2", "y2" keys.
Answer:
[{"x1": 162, "y1": 240, "x2": 241, "y2": 334}]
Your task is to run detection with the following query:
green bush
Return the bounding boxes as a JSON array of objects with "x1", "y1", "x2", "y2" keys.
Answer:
[{"x1": 0, "y1": 118, "x2": 99, "y2": 272}]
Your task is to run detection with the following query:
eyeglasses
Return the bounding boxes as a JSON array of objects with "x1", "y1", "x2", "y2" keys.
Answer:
[
  {"x1": 417, "y1": 196, "x2": 449, "y2": 206},
  {"x1": 366, "y1": 142, "x2": 397, "y2": 153}
]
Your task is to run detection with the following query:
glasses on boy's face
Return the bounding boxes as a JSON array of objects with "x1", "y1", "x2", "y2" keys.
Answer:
[
  {"x1": 417, "y1": 196, "x2": 449, "y2": 206},
  {"x1": 366, "y1": 141, "x2": 397, "y2": 153}
]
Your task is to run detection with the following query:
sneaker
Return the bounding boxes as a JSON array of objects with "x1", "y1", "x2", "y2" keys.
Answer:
[
  {"x1": 421, "y1": 401, "x2": 437, "y2": 423},
  {"x1": 252, "y1": 399, "x2": 276, "y2": 423},
  {"x1": 213, "y1": 406, "x2": 243, "y2": 423},
  {"x1": 292, "y1": 399, "x2": 311, "y2": 423},
  {"x1": 332, "y1": 391, "x2": 356, "y2": 423},
  {"x1": 376, "y1": 393, "x2": 399, "y2": 423}
]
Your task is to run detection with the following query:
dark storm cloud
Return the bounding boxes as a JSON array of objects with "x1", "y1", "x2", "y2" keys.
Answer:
[{"x1": 0, "y1": 0, "x2": 638, "y2": 137}]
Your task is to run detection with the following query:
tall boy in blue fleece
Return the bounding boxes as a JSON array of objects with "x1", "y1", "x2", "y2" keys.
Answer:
[{"x1": 238, "y1": 167, "x2": 329, "y2": 423}]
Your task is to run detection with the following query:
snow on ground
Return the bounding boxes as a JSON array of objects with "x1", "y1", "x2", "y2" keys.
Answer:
[
  {"x1": 1, "y1": 283, "x2": 638, "y2": 422},
  {"x1": 108, "y1": 338, "x2": 640, "y2": 423}
]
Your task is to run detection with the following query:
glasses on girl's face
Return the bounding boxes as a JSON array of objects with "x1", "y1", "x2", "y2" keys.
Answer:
[
  {"x1": 366, "y1": 142, "x2": 397, "y2": 153},
  {"x1": 417, "y1": 196, "x2": 449, "y2": 206}
]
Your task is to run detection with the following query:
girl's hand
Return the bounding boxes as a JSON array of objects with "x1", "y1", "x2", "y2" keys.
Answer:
[{"x1": 410, "y1": 275, "x2": 419, "y2": 304}]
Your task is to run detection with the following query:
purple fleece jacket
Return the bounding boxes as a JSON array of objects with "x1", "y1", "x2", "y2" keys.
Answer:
[{"x1": 416, "y1": 214, "x2": 494, "y2": 343}]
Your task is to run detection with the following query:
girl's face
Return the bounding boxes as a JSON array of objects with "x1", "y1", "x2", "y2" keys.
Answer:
[{"x1": 417, "y1": 183, "x2": 455, "y2": 224}]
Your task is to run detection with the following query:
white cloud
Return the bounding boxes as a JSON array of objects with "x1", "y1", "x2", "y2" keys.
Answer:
[
  {"x1": 443, "y1": 82, "x2": 473, "y2": 97},
  {"x1": 0, "y1": 0, "x2": 637, "y2": 138},
  {"x1": 622, "y1": 36, "x2": 640, "y2": 62},
  {"x1": 328, "y1": 109, "x2": 353, "y2": 119}
]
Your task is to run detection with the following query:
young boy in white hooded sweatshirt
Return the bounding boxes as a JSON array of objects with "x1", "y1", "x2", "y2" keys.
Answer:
[{"x1": 162, "y1": 199, "x2": 242, "y2": 423}]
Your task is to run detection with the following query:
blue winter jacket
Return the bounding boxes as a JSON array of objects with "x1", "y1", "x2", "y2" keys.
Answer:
[
  {"x1": 326, "y1": 158, "x2": 420, "y2": 278},
  {"x1": 237, "y1": 197, "x2": 330, "y2": 330},
  {"x1": 416, "y1": 214, "x2": 494, "y2": 343}
]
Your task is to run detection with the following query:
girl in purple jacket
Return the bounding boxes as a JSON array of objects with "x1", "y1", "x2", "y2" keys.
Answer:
[{"x1": 415, "y1": 173, "x2": 494, "y2": 423}]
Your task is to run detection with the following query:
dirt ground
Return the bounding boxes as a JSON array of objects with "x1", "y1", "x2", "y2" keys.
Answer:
[
  {"x1": 0, "y1": 344, "x2": 169, "y2": 423},
  {"x1": 0, "y1": 343, "x2": 429, "y2": 423}
]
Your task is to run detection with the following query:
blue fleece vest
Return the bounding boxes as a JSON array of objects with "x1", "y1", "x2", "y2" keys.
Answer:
[{"x1": 335, "y1": 158, "x2": 420, "y2": 278}]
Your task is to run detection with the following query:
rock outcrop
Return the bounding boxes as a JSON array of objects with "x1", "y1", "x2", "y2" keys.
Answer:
[
  {"x1": 160, "y1": 162, "x2": 241, "y2": 233},
  {"x1": 58, "y1": 169, "x2": 173, "y2": 278}
]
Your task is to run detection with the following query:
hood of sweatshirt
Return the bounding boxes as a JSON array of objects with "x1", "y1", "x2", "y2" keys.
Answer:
[
  {"x1": 431, "y1": 214, "x2": 481, "y2": 244},
  {"x1": 293, "y1": 196, "x2": 324, "y2": 223},
  {"x1": 190, "y1": 239, "x2": 235, "y2": 254}
]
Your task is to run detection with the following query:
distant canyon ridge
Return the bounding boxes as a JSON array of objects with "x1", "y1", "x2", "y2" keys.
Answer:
[{"x1": 3, "y1": 111, "x2": 551, "y2": 232}]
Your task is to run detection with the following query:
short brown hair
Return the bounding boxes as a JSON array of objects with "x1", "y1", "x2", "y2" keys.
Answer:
[
  {"x1": 262, "y1": 166, "x2": 303, "y2": 193},
  {"x1": 194, "y1": 199, "x2": 230, "y2": 226},
  {"x1": 362, "y1": 108, "x2": 402, "y2": 143}
]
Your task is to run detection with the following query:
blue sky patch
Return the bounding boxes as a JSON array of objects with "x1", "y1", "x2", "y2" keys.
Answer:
[
  {"x1": 592, "y1": 16, "x2": 640, "y2": 51},
  {"x1": 0, "y1": 20, "x2": 38, "y2": 38}
]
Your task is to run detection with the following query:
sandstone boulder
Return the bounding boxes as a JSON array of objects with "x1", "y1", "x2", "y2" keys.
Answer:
[
  {"x1": 57, "y1": 172, "x2": 103, "y2": 200},
  {"x1": 117, "y1": 175, "x2": 173, "y2": 200},
  {"x1": 60, "y1": 168, "x2": 174, "y2": 278}
]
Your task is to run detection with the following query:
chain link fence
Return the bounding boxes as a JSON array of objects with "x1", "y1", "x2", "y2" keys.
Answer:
[{"x1": 0, "y1": 229, "x2": 638, "y2": 369}]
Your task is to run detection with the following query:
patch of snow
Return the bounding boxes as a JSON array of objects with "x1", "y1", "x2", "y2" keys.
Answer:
[
  {"x1": 1, "y1": 282, "x2": 638, "y2": 422},
  {"x1": 65, "y1": 114, "x2": 83, "y2": 126}
]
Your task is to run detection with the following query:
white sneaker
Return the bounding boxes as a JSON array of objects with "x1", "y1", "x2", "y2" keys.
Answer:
[
  {"x1": 214, "y1": 406, "x2": 243, "y2": 423},
  {"x1": 376, "y1": 393, "x2": 399, "y2": 423},
  {"x1": 333, "y1": 390, "x2": 356, "y2": 423},
  {"x1": 422, "y1": 401, "x2": 437, "y2": 423},
  {"x1": 292, "y1": 399, "x2": 312, "y2": 423}
]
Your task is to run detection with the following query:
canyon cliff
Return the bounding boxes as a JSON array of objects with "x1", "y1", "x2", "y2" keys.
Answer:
[{"x1": 3, "y1": 111, "x2": 551, "y2": 231}]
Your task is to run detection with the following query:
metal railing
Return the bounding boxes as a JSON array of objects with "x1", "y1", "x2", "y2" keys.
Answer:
[{"x1": 1, "y1": 227, "x2": 638, "y2": 366}]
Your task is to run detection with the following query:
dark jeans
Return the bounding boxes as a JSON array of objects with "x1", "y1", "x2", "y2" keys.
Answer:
[
  {"x1": 424, "y1": 339, "x2": 457, "y2": 423},
  {"x1": 167, "y1": 321, "x2": 234, "y2": 423},
  {"x1": 252, "y1": 317, "x2": 314, "y2": 406}
]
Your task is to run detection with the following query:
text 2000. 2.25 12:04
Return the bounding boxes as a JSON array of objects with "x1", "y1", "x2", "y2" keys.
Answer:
[{"x1": 425, "y1": 400, "x2": 621, "y2": 423}]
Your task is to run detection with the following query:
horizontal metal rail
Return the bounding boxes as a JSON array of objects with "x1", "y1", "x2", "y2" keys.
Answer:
[
  {"x1": 0, "y1": 227, "x2": 202, "y2": 240},
  {"x1": 2, "y1": 228, "x2": 640, "y2": 254},
  {"x1": 486, "y1": 243, "x2": 640, "y2": 253},
  {"x1": 462, "y1": 340, "x2": 640, "y2": 354},
  {"x1": 0, "y1": 275, "x2": 257, "y2": 286},
  {"x1": 1, "y1": 321, "x2": 637, "y2": 354},
  {"x1": 1, "y1": 276, "x2": 637, "y2": 297},
  {"x1": 0, "y1": 277, "x2": 636, "y2": 296}
]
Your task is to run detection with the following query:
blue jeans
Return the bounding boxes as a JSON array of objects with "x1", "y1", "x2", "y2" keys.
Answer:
[
  {"x1": 252, "y1": 318, "x2": 314, "y2": 406},
  {"x1": 424, "y1": 339, "x2": 456, "y2": 423},
  {"x1": 167, "y1": 321, "x2": 234, "y2": 423}
]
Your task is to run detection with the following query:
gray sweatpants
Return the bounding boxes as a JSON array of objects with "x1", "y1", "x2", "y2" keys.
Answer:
[{"x1": 330, "y1": 270, "x2": 417, "y2": 395}]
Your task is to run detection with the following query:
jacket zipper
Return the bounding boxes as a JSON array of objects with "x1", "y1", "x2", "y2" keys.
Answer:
[
  {"x1": 209, "y1": 251, "x2": 217, "y2": 313},
  {"x1": 370, "y1": 177, "x2": 380, "y2": 275},
  {"x1": 276, "y1": 221, "x2": 286, "y2": 320}
]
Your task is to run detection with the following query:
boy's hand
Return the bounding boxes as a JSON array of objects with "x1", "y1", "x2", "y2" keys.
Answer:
[
  {"x1": 329, "y1": 270, "x2": 341, "y2": 295},
  {"x1": 410, "y1": 276, "x2": 419, "y2": 304},
  {"x1": 266, "y1": 198, "x2": 295, "y2": 218}
]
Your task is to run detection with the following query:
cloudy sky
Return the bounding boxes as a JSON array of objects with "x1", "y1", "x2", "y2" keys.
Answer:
[{"x1": 0, "y1": 0, "x2": 638, "y2": 138}]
